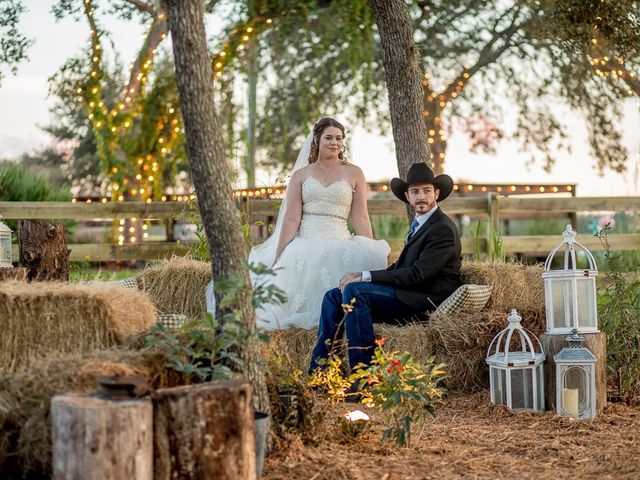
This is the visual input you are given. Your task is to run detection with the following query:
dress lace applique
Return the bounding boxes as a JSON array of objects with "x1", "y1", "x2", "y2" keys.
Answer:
[
  {"x1": 320, "y1": 267, "x2": 332, "y2": 290},
  {"x1": 342, "y1": 249, "x2": 352, "y2": 266},
  {"x1": 291, "y1": 293, "x2": 306, "y2": 313},
  {"x1": 296, "y1": 256, "x2": 306, "y2": 273}
]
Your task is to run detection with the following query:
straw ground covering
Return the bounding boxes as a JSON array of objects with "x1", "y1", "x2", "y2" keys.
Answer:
[
  {"x1": 262, "y1": 393, "x2": 640, "y2": 479},
  {"x1": 269, "y1": 260, "x2": 546, "y2": 391},
  {"x1": 0, "y1": 281, "x2": 156, "y2": 372},
  {"x1": 0, "y1": 348, "x2": 186, "y2": 478},
  {"x1": 136, "y1": 256, "x2": 211, "y2": 318}
]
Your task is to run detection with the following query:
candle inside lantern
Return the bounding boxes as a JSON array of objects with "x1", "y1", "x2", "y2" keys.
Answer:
[{"x1": 563, "y1": 388, "x2": 579, "y2": 417}]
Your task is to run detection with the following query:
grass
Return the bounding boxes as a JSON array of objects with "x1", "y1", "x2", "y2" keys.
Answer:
[{"x1": 68, "y1": 264, "x2": 139, "y2": 282}]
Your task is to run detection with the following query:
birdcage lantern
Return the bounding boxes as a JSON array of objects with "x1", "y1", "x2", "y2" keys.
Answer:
[
  {"x1": 554, "y1": 329, "x2": 597, "y2": 419},
  {"x1": 0, "y1": 215, "x2": 12, "y2": 268},
  {"x1": 543, "y1": 225, "x2": 598, "y2": 334},
  {"x1": 486, "y1": 309, "x2": 545, "y2": 411}
]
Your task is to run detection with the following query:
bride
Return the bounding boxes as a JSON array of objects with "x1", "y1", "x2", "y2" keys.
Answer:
[{"x1": 250, "y1": 118, "x2": 390, "y2": 330}]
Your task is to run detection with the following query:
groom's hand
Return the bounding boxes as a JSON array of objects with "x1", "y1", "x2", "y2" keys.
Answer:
[{"x1": 338, "y1": 272, "x2": 362, "y2": 292}]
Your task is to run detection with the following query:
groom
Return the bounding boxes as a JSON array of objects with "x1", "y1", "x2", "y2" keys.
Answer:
[{"x1": 309, "y1": 161, "x2": 462, "y2": 372}]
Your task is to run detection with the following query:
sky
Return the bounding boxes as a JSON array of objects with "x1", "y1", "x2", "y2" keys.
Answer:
[{"x1": 1, "y1": 1, "x2": 639, "y2": 197}]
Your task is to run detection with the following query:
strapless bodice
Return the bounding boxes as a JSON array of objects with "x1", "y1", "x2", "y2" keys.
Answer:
[{"x1": 298, "y1": 177, "x2": 353, "y2": 240}]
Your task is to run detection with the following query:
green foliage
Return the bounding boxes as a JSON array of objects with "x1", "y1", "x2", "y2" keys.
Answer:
[
  {"x1": 596, "y1": 224, "x2": 640, "y2": 404},
  {"x1": 145, "y1": 312, "x2": 247, "y2": 382},
  {"x1": 144, "y1": 262, "x2": 285, "y2": 383},
  {"x1": 68, "y1": 264, "x2": 138, "y2": 282},
  {"x1": 307, "y1": 354, "x2": 353, "y2": 404},
  {"x1": 0, "y1": 161, "x2": 70, "y2": 202},
  {"x1": 0, "y1": 161, "x2": 71, "y2": 231},
  {"x1": 474, "y1": 219, "x2": 504, "y2": 262},
  {"x1": 0, "y1": 0, "x2": 32, "y2": 84},
  {"x1": 371, "y1": 214, "x2": 409, "y2": 241},
  {"x1": 349, "y1": 337, "x2": 447, "y2": 448}
]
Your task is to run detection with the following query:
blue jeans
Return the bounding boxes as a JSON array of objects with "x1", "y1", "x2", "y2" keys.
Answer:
[{"x1": 308, "y1": 282, "x2": 422, "y2": 372}]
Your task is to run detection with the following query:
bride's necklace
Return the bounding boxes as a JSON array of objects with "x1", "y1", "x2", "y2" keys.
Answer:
[{"x1": 316, "y1": 161, "x2": 342, "y2": 183}]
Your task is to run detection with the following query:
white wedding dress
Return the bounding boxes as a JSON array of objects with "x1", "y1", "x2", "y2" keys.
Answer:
[{"x1": 253, "y1": 176, "x2": 390, "y2": 330}]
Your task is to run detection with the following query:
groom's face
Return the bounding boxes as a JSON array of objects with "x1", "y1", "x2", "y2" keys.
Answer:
[{"x1": 405, "y1": 183, "x2": 439, "y2": 214}]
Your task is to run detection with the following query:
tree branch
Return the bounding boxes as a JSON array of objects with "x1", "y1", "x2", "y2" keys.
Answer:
[
  {"x1": 123, "y1": 16, "x2": 168, "y2": 106},
  {"x1": 121, "y1": 0, "x2": 157, "y2": 16},
  {"x1": 441, "y1": 10, "x2": 531, "y2": 102}
]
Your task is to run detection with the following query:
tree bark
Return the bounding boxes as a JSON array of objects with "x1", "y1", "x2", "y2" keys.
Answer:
[
  {"x1": 368, "y1": 0, "x2": 430, "y2": 181},
  {"x1": 541, "y1": 332, "x2": 607, "y2": 414},
  {"x1": 51, "y1": 394, "x2": 153, "y2": 480},
  {"x1": 153, "y1": 380, "x2": 256, "y2": 480},
  {"x1": 18, "y1": 220, "x2": 69, "y2": 281},
  {"x1": 163, "y1": 0, "x2": 269, "y2": 414}
]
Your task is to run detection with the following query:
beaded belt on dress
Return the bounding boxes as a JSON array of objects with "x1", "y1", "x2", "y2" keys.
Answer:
[{"x1": 303, "y1": 212, "x2": 348, "y2": 221}]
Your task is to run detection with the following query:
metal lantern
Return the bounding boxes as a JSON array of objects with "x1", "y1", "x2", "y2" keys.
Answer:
[
  {"x1": 0, "y1": 215, "x2": 12, "y2": 268},
  {"x1": 554, "y1": 329, "x2": 597, "y2": 419},
  {"x1": 486, "y1": 309, "x2": 545, "y2": 411},
  {"x1": 543, "y1": 225, "x2": 598, "y2": 334}
]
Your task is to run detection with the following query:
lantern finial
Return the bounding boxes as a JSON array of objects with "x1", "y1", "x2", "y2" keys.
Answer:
[
  {"x1": 507, "y1": 308, "x2": 522, "y2": 326},
  {"x1": 561, "y1": 224, "x2": 577, "y2": 244},
  {"x1": 566, "y1": 329, "x2": 586, "y2": 348}
]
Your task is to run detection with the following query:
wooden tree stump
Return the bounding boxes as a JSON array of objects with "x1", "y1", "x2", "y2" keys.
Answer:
[
  {"x1": 0, "y1": 267, "x2": 27, "y2": 282},
  {"x1": 18, "y1": 220, "x2": 69, "y2": 281},
  {"x1": 541, "y1": 332, "x2": 607, "y2": 413},
  {"x1": 153, "y1": 380, "x2": 256, "y2": 480},
  {"x1": 51, "y1": 394, "x2": 153, "y2": 480}
]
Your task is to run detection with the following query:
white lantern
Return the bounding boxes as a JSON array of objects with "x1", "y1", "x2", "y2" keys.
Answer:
[
  {"x1": 486, "y1": 309, "x2": 545, "y2": 411},
  {"x1": 554, "y1": 330, "x2": 597, "y2": 419},
  {"x1": 543, "y1": 225, "x2": 598, "y2": 334},
  {"x1": 0, "y1": 215, "x2": 12, "y2": 268}
]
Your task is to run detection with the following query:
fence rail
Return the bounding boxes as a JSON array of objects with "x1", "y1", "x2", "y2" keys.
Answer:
[{"x1": 1, "y1": 195, "x2": 639, "y2": 262}]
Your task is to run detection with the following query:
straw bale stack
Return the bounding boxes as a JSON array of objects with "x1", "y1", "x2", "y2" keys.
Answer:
[
  {"x1": 0, "y1": 281, "x2": 156, "y2": 372},
  {"x1": 0, "y1": 348, "x2": 184, "y2": 479},
  {"x1": 136, "y1": 256, "x2": 211, "y2": 318}
]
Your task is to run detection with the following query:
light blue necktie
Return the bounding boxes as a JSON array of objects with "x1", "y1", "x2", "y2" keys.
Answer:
[{"x1": 407, "y1": 218, "x2": 420, "y2": 240}]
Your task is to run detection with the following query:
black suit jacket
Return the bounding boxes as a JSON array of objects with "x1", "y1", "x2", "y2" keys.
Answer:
[{"x1": 370, "y1": 207, "x2": 462, "y2": 311}]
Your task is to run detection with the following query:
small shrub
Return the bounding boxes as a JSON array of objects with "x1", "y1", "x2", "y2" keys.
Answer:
[
  {"x1": 596, "y1": 224, "x2": 640, "y2": 404},
  {"x1": 350, "y1": 337, "x2": 446, "y2": 448}
]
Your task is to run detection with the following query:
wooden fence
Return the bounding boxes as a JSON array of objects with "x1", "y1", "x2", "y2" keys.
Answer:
[{"x1": 1, "y1": 195, "x2": 639, "y2": 262}]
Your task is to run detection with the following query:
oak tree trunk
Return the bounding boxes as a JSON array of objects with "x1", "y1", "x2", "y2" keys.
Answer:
[
  {"x1": 541, "y1": 332, "x2": 607, "y2": 414},
  {"x1": 368, "y1": 0, "x2": 430, "y2": 181},
  {"x1": 163, "y1": 0, "x2": 269, "y2": 414},
  {"x1": 153, "y1": 380, "x2": 256, "y2": 480},
  {"x1": 51, "y1": 394, "x2": 153, "y2": 480},
  {"x1": 18, "y1": 220, "x2": 69, "y2": 281}
]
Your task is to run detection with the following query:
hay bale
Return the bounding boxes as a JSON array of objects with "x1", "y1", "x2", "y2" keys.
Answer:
[
  {"x1": 269, "y1": 328, "x2": 318, "y2": 371},
  {"x1": 461, "y1": 260, "x2": 545, "y2": 317},
  {"x1": 0, "y1": 281, "x2": 156, "y2": 372},
  {"x1": 136, "y1": 256, "x2": 211, "y2": 318},
  {"x1": 0, "y1": 348, "x2": 184, "y2": 479},
  {"x1": 435, "y1": 349, "x2": 488, "y2": 392}
]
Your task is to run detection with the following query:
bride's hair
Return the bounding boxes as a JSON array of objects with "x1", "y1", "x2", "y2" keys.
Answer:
[{"x1": 308, "y1": 117, "x2": 347, "y2": 164}]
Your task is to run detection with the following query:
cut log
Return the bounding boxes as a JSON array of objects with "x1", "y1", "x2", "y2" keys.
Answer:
[
  {"x1": 153, "y1": 380, "x2": 256, "y2": 480},
  {"x1": 0, "y1": 267, "x2": 27, "y2": 282},
  {"x1": 51, "y1": 394, "x2": 153, "y2": 480},
  {"x1": 18, "y1": 220, "x2": 69, "y2": 281},
  {"x1": 541, "y1": 332, "x2": 607, "y2": 413}
]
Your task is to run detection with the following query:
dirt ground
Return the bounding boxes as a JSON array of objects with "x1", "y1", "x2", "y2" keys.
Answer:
[{"x1": 263, "y1": 392, "x2": 640, "y2": 480}]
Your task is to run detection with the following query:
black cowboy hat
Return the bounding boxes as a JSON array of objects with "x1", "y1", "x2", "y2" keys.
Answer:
[{"x1": 390, "y1": 162, "x2": 454, "y2": 203}]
